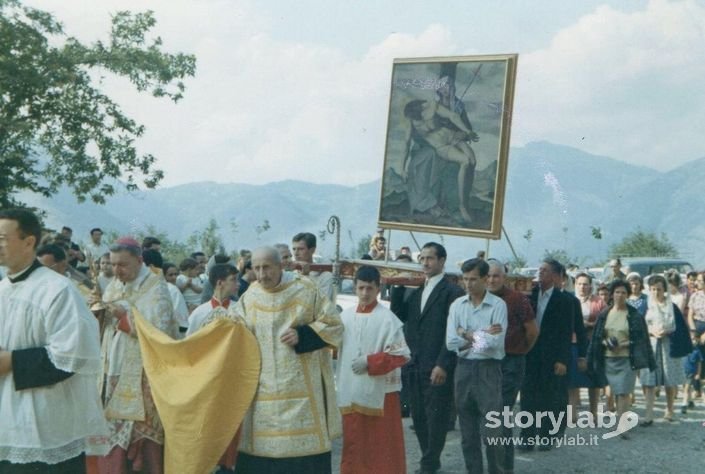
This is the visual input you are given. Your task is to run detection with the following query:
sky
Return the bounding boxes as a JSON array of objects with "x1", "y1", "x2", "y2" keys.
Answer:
[{"x1": 24, "y1": 0, "x2": 705, "y2": 187}]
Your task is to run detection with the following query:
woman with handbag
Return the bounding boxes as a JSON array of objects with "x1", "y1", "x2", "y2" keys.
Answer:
[
  {"x1": 587, "y1": 280, "x2": 655, "y2": 438},
  {"x1": 639, "y1": 274, "x2": 691, "y2": 424}
]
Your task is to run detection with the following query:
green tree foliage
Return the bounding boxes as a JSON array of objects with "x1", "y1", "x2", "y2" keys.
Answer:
[
  {"x1": 356, "y1": 234, "x2": 372, "y2": 258},
  {"x1": 132, "y1": 225, "x2": 190, "y2": 265},
  {"x1": 187, "y1": 219, "x2": 224, "y2": 257},
  {"x1": 254, "y1": 219, "x2": 270, "y2": 240},
  {"x1": 0, "y1": 0, "x2": 196, "y2": 207},
  {"x1": 507, "y1": 254, "x2": 527, "y2": 271},
  {"x1": 543, "y1": 248, "x2": 571, "y2": 266},
  {"x1": 590, "y1": 226, "x2": 603, "y2": 240},
  {"x1": 609, "y1": 229, "x2": 678, "y2": 258}
]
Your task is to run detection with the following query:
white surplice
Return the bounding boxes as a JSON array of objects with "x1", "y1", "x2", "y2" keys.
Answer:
[{"x1": 0, "y1": 266, "x2": 106, "y2": 464}]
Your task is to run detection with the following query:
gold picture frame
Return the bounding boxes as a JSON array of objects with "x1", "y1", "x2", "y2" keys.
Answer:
[{"x1": 378, "y1": 54, "x2": 518, "y2": 239}]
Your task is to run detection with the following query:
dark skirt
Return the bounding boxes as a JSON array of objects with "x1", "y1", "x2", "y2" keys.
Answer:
[{"x1": 568, "y1": 343, "x2": 599, "y2": 388}]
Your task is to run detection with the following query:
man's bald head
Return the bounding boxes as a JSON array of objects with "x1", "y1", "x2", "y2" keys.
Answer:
[
  {"x1": 252, "y1": 246, "x2": 283, "y2": 289},
  {"x1": 253, "y1": 246, "x2": 281, "y2": 264}
]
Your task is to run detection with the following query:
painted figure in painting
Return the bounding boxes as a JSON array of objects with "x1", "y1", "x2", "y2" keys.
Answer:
[{"x1": 401, "y1": 64, "x2": 478, "y2": 223}]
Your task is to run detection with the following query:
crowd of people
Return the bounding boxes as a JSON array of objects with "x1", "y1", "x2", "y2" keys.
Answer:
[{"x1": 1, "y1": 208, "x2": 705, "y2": 474}]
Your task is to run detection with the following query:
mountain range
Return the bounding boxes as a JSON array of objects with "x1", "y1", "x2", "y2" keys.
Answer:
[{"x1": 17, "y1": 141, "x2": 705, "y2": 268}]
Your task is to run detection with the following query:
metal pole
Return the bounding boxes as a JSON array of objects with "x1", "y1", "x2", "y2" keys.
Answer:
[
  {"x1": 502, "y1": 225, "x2": 521, "y2": 265},
  {"x1": 408, "y1": 231, "x2": 422, "y2": 252}
]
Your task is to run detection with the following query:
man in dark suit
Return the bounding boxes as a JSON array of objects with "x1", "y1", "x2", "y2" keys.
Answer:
[
  {"x1": 519, "y1": 258, "x2": 574, "y2": 451},
  {"x1": 391, "y1": 242, "x2": 464, "y2": 474}
]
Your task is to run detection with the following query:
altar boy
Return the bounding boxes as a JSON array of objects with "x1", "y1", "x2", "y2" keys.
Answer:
[{"x1": 336, "y1": 266, "x2": 410, "y2": 474}]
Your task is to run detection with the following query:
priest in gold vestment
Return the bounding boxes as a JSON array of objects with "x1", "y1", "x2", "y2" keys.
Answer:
[
  {"x1": 230, "y1": 247, "x2": 343, "y2": 474},
  {"x1": 90, "y1": 237, "x2": 178, "y2": 473}
]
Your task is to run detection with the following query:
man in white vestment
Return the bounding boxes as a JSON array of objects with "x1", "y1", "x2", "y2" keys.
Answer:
[
  {"x1": 230, "y1": 247, "x2": 343, "y2": 474},
  {"x1": 0, "y1": 209, "x2": 105, "y2": 474}
]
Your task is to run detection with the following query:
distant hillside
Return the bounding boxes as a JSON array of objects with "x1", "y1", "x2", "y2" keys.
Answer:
[{"x1": 18, "y1": 141, "x2": 705, "y2": 268}]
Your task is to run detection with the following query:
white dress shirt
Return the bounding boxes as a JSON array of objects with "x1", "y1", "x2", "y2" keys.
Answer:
[
  {"x1": 536, "y1": 286, "x2": 554, "y2": 328},
  {"x1": 421, "y1": 273, "x2": 444, "y2": 312},
  {"x1": 446, "y1": 291, "x2": 507, "y2": 360}
]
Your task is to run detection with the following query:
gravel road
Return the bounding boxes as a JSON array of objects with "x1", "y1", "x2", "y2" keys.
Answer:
[{"x1": 331, "y1": 389, "x2": 705, "y2": 473}]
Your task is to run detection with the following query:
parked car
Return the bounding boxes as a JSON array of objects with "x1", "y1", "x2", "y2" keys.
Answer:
[
  {"x1": 603, "y1": 257, "x2": 694, "y2": 280},
  {"x1": 588, "y1": 267, "x2": 605, "y2": 284},
  {"x1": 518, "y1": 267, "x2": 539, "y2": 279},
  {"x1": 335, "y1": 283, "x2": 391, "y2": 313}
]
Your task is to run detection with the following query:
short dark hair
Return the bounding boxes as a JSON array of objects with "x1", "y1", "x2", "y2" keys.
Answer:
[
  {"x1": 648, "y1": 274, "x2": 667, "y2": 291},
  {"x1": 421, "y1": 242, "x2": 447, "y2": 260},
  {"x1": 163, "y1": 262, "x2": 177, "y2": 274},
  {"x1": 142, "y1": 236, "x2": 161, "y2": 249},
  {"x1": 292, "y1": 232, "x2": 316, "y2": 249},
  {"x1": 142, "y1": 249, "x2": 163, "y2": 269},
  {"x1": 61, "y1": 226, "x2": 72, "y2": 234},
  {"x1": 179, "y1": 258, "x2": 198, "y2": 271},
  {"x1": 596, "y1": 284, "x2": 609, "y2": 293},
  {"x1": 461, "y1": 257, "x2": 489, "y2": 277},
  {"x1": 395, "y1": 254, "x2": 413, "y2": 263},
  {"x1": 0, "y1": 209, "x2": 43, "y2": 249},
  {"x1": 209, "y1": 264, "x2": 238, "y2": 288},
  {"x1": 575, "y1": 272, "x2": 592, "y2": 284},
  {"x1": 90, "y1": 228, "x2": 103, "y2": 236},
  {"x1": 214, "y1": 254, "x2": 231, "y2": 264},
  {"x1": 687, "y1": 271, "x2": 698, "y2": 279},
  {"x1": 543, "y1": 258, "x2": 563, "y2": 275},
  {"x1": 354, "y1": 265, "x2": 381, "y2": 286},
  {"x1": 109, "y1": 241, "x2": 141, "y2": 258},
  {"x1": 609, "y1": 279, "x2": 631, "y2": 297},
  {"x1": 190, "y1": 251, "x2": 206, "y2": 259},
  {"x1": 37, "y1": 243, "x2": 67, "y2": 262}
]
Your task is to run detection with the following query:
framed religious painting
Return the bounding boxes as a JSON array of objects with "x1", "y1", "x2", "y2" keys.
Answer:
[{"x1": 377, "y1": 54, "x2": 518, "y2": 239}]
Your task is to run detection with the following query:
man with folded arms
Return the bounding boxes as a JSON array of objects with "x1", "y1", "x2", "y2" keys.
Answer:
[{"x1": 447, "y1": 258, "x2": 507, "y2": 474}]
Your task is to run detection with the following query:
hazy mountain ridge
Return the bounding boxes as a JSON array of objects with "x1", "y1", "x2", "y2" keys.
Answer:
[{"x1": 21, "y1": 142, "x2": 705, "y2": 267}]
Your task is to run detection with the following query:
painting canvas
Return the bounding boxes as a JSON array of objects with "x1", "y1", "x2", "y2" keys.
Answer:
[{"x1": 378, "y1": 54, "x2": 517, "y2": 239}]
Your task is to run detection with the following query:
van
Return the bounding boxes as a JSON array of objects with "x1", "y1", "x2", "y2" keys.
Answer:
[{"x1": 603, "y1": 257, "x2": 693, "y2": 279}]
